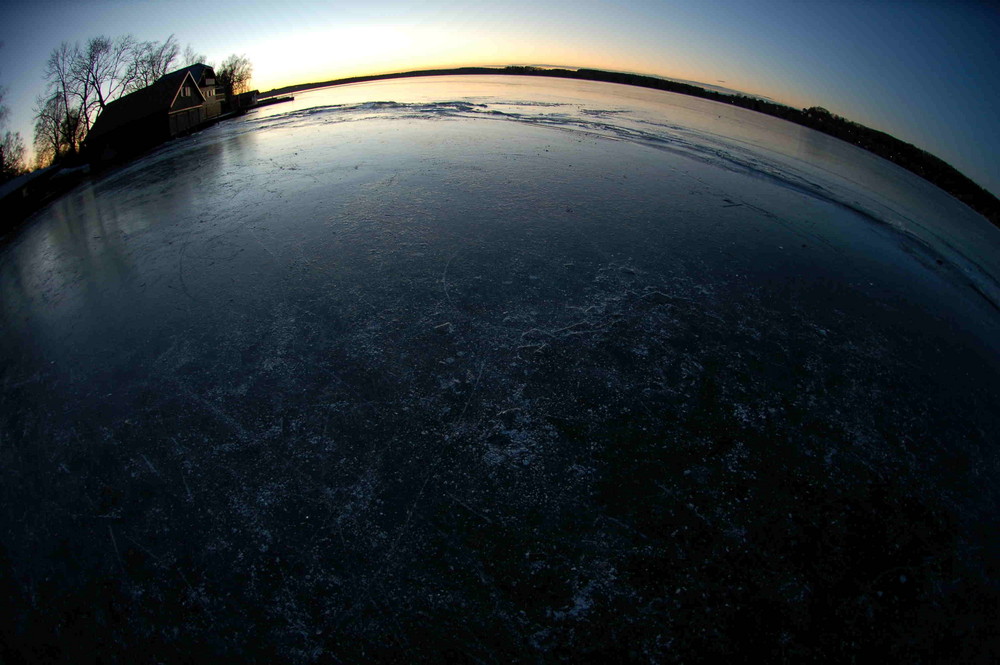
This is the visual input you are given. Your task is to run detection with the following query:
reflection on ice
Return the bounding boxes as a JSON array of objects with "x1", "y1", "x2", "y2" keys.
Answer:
[{"x1": 151, "y1": 76, "x2": 1000, "y2": 308}]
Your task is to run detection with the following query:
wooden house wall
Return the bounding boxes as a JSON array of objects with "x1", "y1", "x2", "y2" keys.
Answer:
[
  {"x1": 201, "y1": 97, "x2": 222, "y2": 119},
  {"x1": 88, "y1": 113, "x2": 170, "y2": 161},
  {"x1": 170, "y1": 88, "x2": 203, "y2": 113},
  {"x1": 168, "y1": 107, "x2": 208, "y2": 136}
]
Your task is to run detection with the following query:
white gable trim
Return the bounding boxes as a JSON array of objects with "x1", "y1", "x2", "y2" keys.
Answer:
[{"x1": 168, "y1": 71, "x2": 206, "y2": 110}]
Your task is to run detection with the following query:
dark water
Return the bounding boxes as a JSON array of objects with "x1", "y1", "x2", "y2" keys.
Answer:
[{"x1": 2, "y1": 77, "x2": 999, "y2": 662}]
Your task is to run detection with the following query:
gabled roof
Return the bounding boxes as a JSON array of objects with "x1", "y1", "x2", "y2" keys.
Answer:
[
  {"x1": 159, "y1": 63, "x2": 216, "y2": 89},
  {"x1": 86, "y1": 64, "x2": 213, "y2": 143}
]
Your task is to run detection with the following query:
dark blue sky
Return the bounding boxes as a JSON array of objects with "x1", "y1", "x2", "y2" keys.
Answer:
[{"x1": 1, "y1": 0, "x2": 997, "y2": 194}]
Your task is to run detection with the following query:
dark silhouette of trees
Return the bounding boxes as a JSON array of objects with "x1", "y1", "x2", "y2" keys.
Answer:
[
  {"x1": 261, "y1": 65, "x2": 998, "y2": 226},
  {"x1": 78, "y1": 35, "x2": 140, "y2": 113},
  {"x1": 181, "y1": 45, "x2": 208, "y2": 69},
  {"x1": 556, "y1": 68, "x2": 998, "y2": 225},
  {"x1": 0, "y1": 130, "x2": 24, "y2": 181},
  {"x1": 32, "y1": 34, "x2": 195, "y2": 167},
  {"x1": 33, "y1": 93, "x2": 81, "y2": 166},
  {"x1": 217, "y1": 54, "x2": 253, "y2": 97},
  {"x1": 1, "y1": 82, "x2": 25, "y2": 181},
  {"x1": 1, "y1": 44, "x2": 26, "y2": 181},
  {"x1": 130, "y1": 34, "x2": 180, "y2": 91},
  {"x1": 39, "y1": 42, "x2": 88, "y2": 157}
]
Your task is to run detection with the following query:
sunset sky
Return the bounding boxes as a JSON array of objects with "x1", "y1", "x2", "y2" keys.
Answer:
[{"x1": 1, "y1": 0, "x2": 997, "y2": 195}]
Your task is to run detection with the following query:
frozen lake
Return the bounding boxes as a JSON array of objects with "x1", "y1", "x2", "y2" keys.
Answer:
[{"x1": 2, "y1": 76, "x2": 999, "y2": 661}]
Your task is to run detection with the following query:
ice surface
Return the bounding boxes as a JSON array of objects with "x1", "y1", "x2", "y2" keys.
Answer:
[{"x1": 1, "y1": 75, "x2": 998, "y2": 661}]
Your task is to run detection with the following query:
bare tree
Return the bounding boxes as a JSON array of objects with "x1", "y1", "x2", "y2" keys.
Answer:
[
  {"x1": 0, "y1": 85, "x2": 25, "y2": 180},
  {"x1": 0, "y1": 47, "x2": 25, "y2": 180},
  {"x1": 217, "y1": 54, "x2": 253, "y2": 97},
  {"x1": 35, "y1": 41, "x2": 91, "y2": 163},
  {"x1": 33, "y1": 33, "x2": 201, "y2": 166},
  {"x1": 0, "y1": 130, "x2": 24, "y2": 180},
  {"x1": 41, "y1": 42, "x2": 89, "y2": 152},
  {"x1": 129, "y1": 34, "x2": 180, "y2": 91},
  {"x1": 77, "y1": 35, "x2": 140, "y2": 114},
  {"x1": 33, "y1": 93, "x2": 80, "y2": 166},
  {"x1": 182, "y1": 45, "x2": 208, "y2": 67},
  {"x1": 32, "y1": 95, "x2": 60, "y2": 166}
]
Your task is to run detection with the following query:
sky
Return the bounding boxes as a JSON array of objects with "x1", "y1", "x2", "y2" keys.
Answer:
[{"x1": 1, "y1": 0, "x2": 998, "y2": 195}]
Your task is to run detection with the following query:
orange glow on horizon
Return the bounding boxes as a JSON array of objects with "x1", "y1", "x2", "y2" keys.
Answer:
[
  {"x1": 252, "y1": 60, "x2": 807, "y2": 114},
  {"x1": 244, "y1": 26, "x2": 803, "y2": 111}
]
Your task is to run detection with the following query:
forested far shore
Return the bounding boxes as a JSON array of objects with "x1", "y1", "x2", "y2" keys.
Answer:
[{"x1": 260, "y1": 66, "x2": 1000, "y2": 228}]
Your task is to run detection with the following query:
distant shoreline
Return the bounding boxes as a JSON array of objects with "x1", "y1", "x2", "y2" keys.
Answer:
[{"x1": 259, "y1": 66, "x2": 999, "y2": 228}]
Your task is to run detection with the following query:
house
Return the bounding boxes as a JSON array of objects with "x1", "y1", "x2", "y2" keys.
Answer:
[{"x1": 84, "y1": 64, "x2": 224, "y2": 161}]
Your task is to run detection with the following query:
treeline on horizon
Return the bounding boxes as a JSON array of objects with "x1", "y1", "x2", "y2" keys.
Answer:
[{"x1": 262, "y1": 65, "x2": 999, "y2": 228}]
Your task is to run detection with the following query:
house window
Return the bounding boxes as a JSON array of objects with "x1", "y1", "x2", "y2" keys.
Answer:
[{"x1": 183, "y1": 86, "x2": 191, "y2": 97}]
